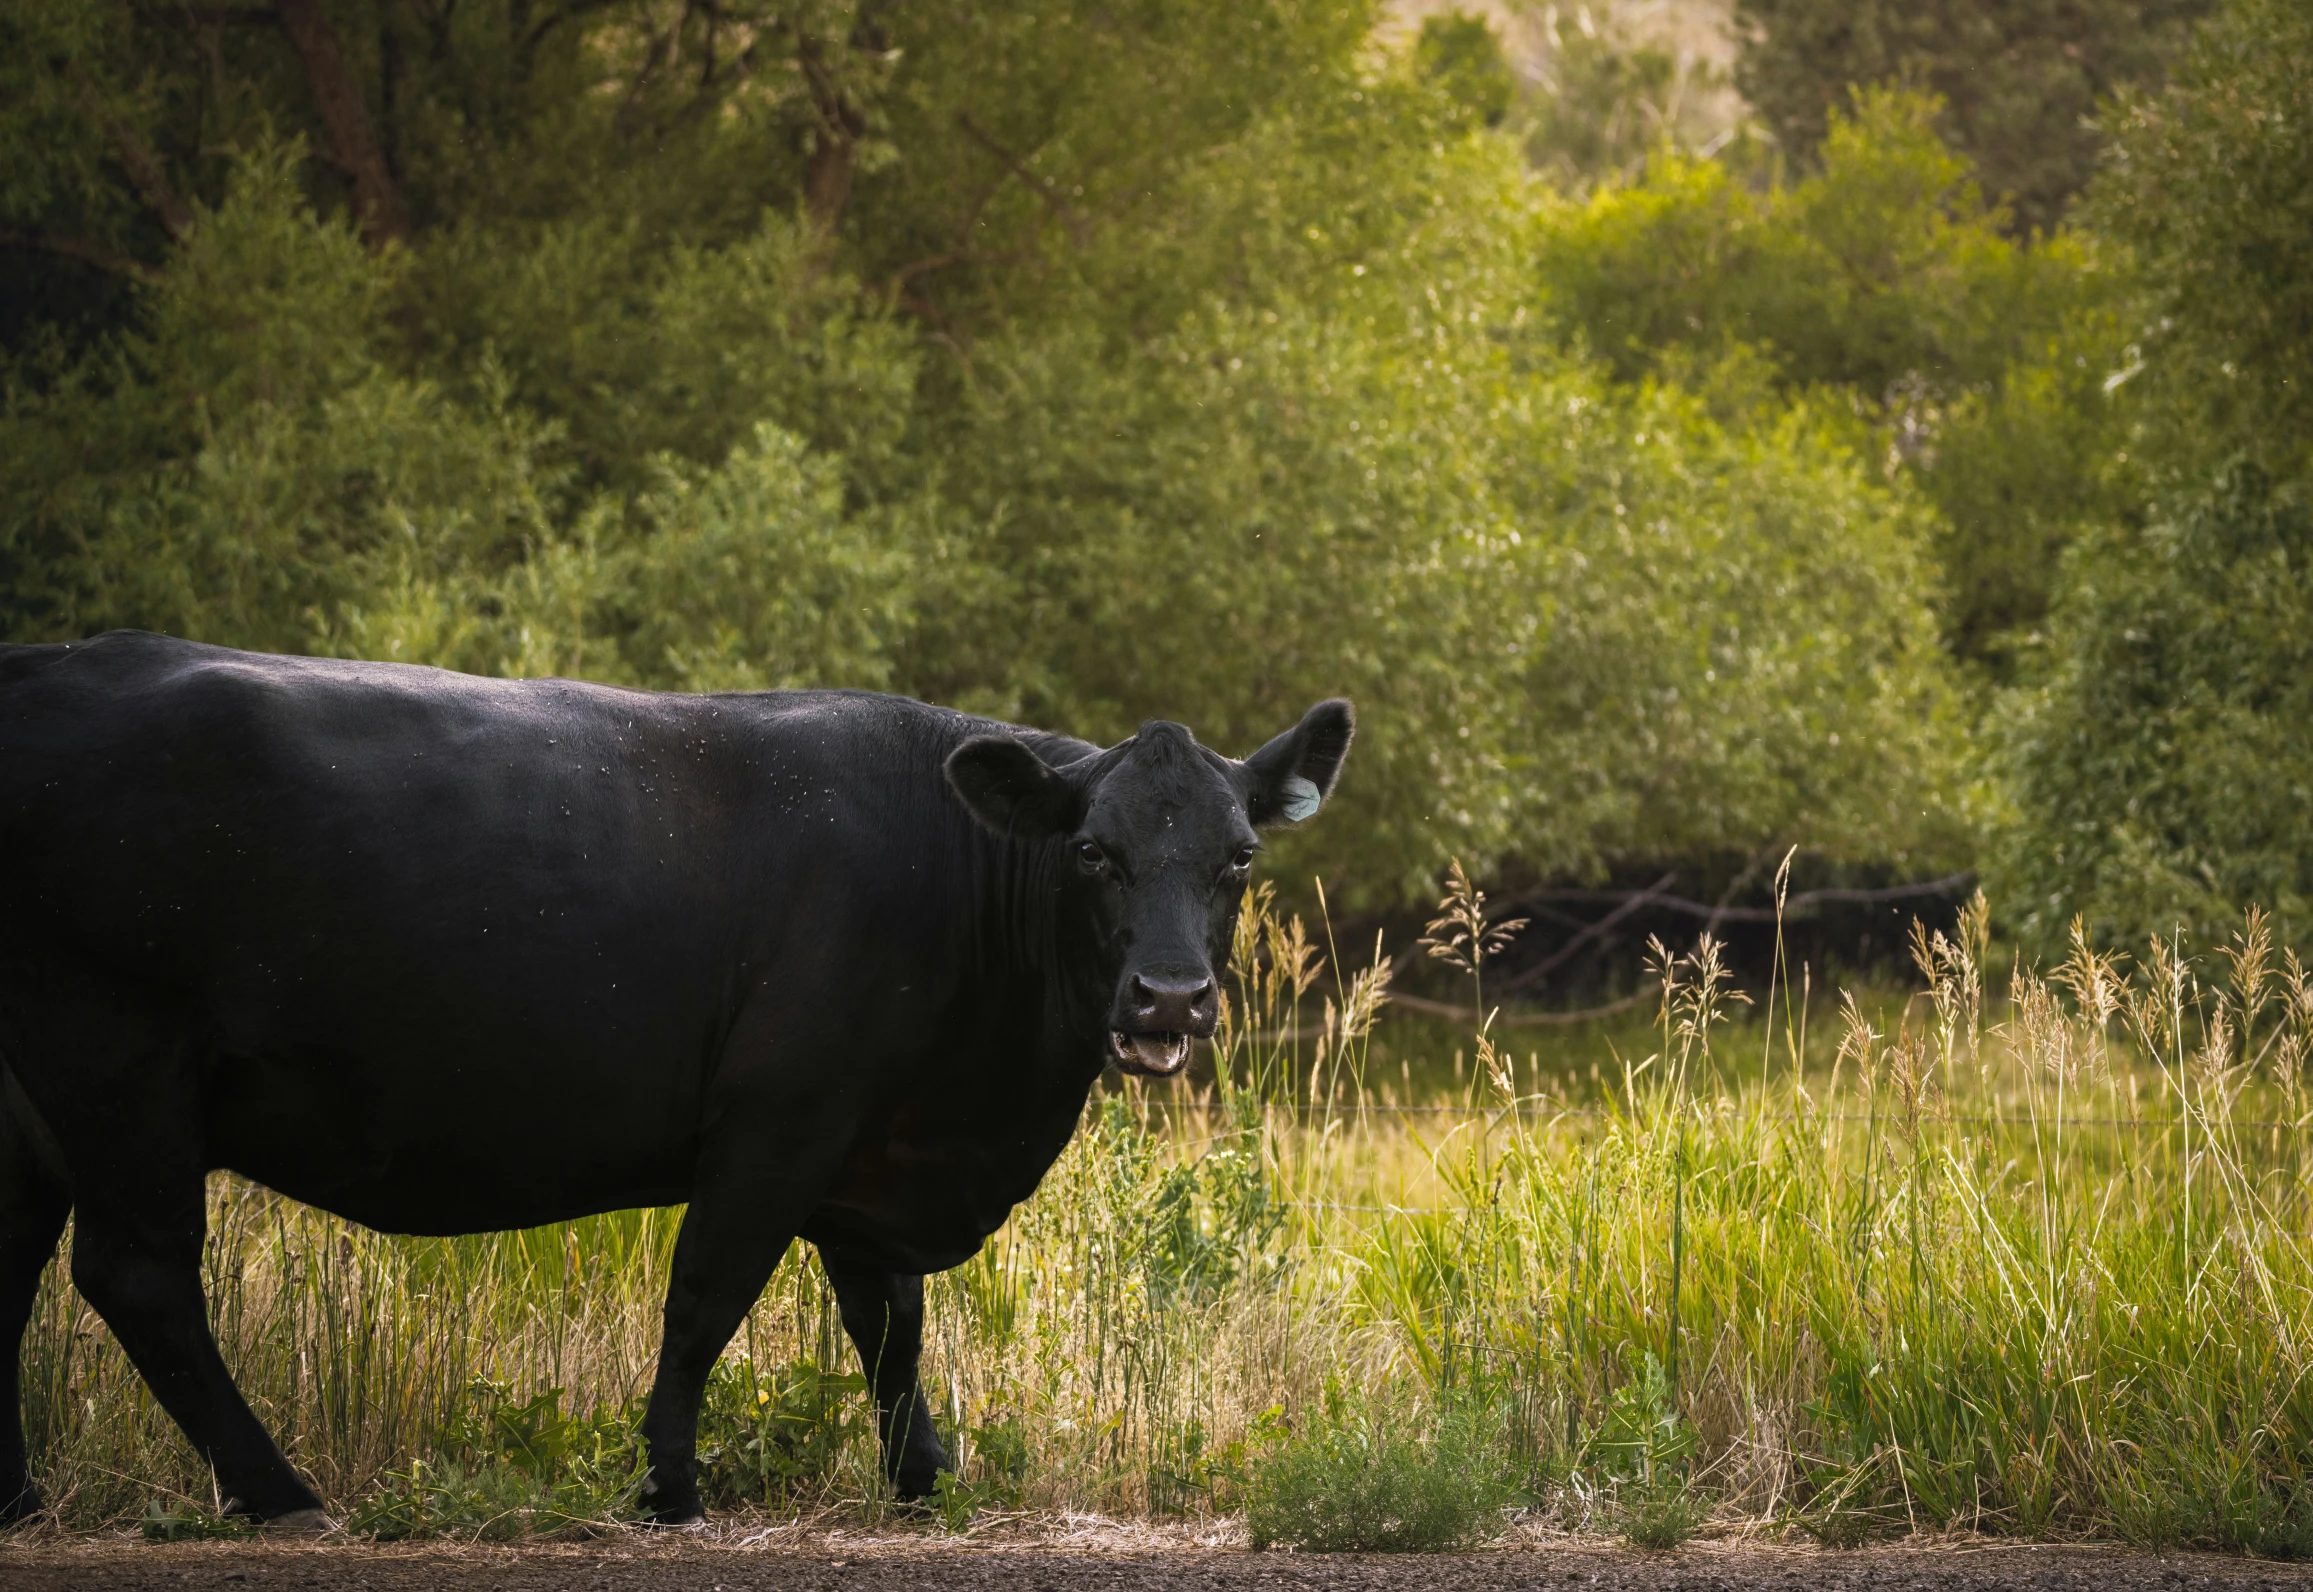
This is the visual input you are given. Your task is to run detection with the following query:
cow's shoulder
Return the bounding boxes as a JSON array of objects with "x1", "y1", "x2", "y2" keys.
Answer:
[{"x1": 726, "y1": 689, "x2": 1097, "y2": 777}]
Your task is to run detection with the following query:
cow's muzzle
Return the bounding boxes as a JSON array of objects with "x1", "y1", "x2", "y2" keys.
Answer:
[{"x1": 1110, "y1": 974, "x2": 1217, "y2": 1077}]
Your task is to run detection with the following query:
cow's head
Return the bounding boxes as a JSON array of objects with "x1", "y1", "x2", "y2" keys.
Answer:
[{"x1": 944, "y1": 700, "x2": 1354, "y2": 1076}]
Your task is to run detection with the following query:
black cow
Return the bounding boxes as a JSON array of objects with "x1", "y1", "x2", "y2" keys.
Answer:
[{"x1": 0, "y1": 631, "x2": 1352, "y2": 1527}]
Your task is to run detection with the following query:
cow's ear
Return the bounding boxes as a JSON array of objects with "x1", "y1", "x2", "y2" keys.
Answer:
[
  {"x1": 1240, "y1": 699, "x2": 1354, "y2": 827},
  {"x1": 945, "y1": 735, "x2": 1087, "y2": 839}
]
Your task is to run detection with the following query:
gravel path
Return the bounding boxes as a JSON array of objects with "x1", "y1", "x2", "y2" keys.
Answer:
[{"x1": 7, "y1": 1532, "x2": 2313, "y2": 1592}]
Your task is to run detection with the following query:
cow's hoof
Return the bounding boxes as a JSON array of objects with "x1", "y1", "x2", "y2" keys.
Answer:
[
  {"x1": 644, "y1": 1508, "x2": 707, "y2": 1530},
  {"x1": 263, "y1": 1507, "x2": 338, "y2": 1533}
]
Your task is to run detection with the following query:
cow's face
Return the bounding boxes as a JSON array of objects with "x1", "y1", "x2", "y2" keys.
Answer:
[{"x1": 944, "y1": 700, "x2": 1354, "y2": 1077}]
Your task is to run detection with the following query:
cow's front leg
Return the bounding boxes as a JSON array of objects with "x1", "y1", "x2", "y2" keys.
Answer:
[
  {"x1": 821, "y1": 1247, "x2": 950, "y2": 1499},
  {"x1": 638, "y1": 1198, "x2": 796, "y2": 1524}
]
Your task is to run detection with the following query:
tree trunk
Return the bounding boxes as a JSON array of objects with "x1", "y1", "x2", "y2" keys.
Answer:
[{"x1": 276, "y1": 0, "x2": 409, "y2": 246}]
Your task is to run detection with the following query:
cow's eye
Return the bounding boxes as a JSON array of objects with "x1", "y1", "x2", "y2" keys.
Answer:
[
  {"x1": 1229, "y1": 845, "x2": 1257, "y2": 874},
  {"x1": 1075, "y1": 840, "x2": 1108, "y2": 874}
]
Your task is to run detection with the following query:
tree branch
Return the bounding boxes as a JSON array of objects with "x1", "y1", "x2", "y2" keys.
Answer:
[
  {"x1": 1492, "y1": 870, "x2": 1981, "y2": 928},
  {"x1": 100, "y1": 114, "x2": 196, "y2": 242},
  {"x1": 276, "y1": 0, "x2": 409, "y2": 246},
  {"x1": 1492, "y1": 871, "x2": 1680, "y2": 994},
  {"x1": 956, "y1": 113, "x2": 1091, "y2": 247},
  {"x1": 0, "y1": 228, "x2": 160, "y2": 282},
  {"x1": 134, "y1": 5, "x2": 278, "y2": 23},
  {"x1": 797, "y1": 30, "x2": 867, "y2": 239}
]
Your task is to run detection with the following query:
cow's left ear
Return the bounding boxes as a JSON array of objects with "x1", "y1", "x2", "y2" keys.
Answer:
[
  {"x1": 1239, "y1": 699, "x2": 1355, "y2": 827},
  {"x1": 946, "y1": 735, "x2": 1088, "y2": 839}
]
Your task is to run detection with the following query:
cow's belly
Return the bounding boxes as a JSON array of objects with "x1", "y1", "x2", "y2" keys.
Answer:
[
  {"x1": 802, "y1": 1089, "x2": 1086, "y2": 1273},
  {"x1": 201, "y1": 1046, "x2": 700, "y2": 1237}
]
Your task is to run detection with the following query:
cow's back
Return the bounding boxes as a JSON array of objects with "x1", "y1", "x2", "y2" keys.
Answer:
[{"x1": 0, "y1": 633, "x2": 1011, "y2": 1233}]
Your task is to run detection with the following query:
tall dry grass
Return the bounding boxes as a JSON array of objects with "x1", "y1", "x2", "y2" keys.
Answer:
[{"x1": 20, "y1": 882, "x2": 2313, "y2": 1548}]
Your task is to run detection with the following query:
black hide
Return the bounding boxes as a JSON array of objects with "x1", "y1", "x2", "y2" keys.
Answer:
[{"x1": 0, "y1": 632, "x2": 1351, "y2": 1525}]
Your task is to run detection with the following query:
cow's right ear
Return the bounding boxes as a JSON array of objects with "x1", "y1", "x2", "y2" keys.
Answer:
[{"x1": 945, "y1": 736, "x2": 1086, "y2": 839}]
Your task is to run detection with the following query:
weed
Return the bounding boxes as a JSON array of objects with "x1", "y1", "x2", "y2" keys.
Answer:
[
  {"x1": 1617, "y1": 1475, "x2": 1708, "y2": 1550},
  {"x1": 694, "y1": 1357, "x2": 868, "y2": 1509},
  {"x1": 928, "y1": 1407, "x2": 1033, "y2": 1531},
  {"x1": 1244, "y1": 1390, "x2": 1511, "y2": 1552},
  {"x1": 138, "y1": 1498, "x2": 255, "y2": 1541}
]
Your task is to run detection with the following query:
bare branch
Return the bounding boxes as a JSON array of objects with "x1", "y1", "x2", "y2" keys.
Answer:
[
  {"x1": 134, "y1": 5, "x2": 278, "y2": 24},
  {"x1": 1495, "y1": 870, "x2": 1981, "y2": 927},
  {"x1": 0, "y1": 228, "x2": 160, "y2": 282},
  {"x1": 1493, "y1": 870, "x2": 1680, "y2": 994},
  {"x1": 276, "y1": 0, "x2": 409, "y2": 246},
  {"x1": 956, "y1": 113, "x2": 1091, "y2": 248},
  {"x1": 100, "y1": 114, "x2": 196, "y2": 242}
]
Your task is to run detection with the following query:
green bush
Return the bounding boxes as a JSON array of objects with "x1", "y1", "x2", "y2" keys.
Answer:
[
  {"x1": 1994, "y1": 465, "x2": 2313, "y2": 954},
  {"x1": 346, "y1": 1380, "x2": 645, "y2": 1540},
  {"x1": 1243, "y1": 1392, "x2": 1512, "y2": 1552},
  {"x1": 1733, "y1": 0, "x2": 2209, "y2": 235},
  {"x1": 1993, "y1": 0, "x2": 2313, "y2": 955}
]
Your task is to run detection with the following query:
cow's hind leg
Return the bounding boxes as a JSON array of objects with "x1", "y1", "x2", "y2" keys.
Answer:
[
  {"x1": 68, "y1": 1192, "x2": 325, "y2": 1524},
  {"x1": 821, "y1": 1248, "x2": 950, "y2": 1499},
  {"x1": 8, "y1": 1001, "x2": 323, "y2": 1526},
  {"x1": 0, "y1": 1079, "x2": 70, "y2": 1525}
]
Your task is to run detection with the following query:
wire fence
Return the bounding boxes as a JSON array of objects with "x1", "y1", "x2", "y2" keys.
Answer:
[{"x1": 1133, "y1": 1099, "x2": 2313, "y2": 1132}]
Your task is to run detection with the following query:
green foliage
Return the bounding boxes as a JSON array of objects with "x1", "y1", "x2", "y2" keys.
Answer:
[
  {"x1": 1243, "y1": 1389, "x2": 1512, "y2": 1552},
  {"x1": 1995, "y1": 0, "x2": 2313, "y2": 955},
  {"x1": 1414, "y1": 14, "x2": 1515, "y2": 129},
  {"x1": 138, "y1": 1499, "x2": 256, "y2": 1541},
  {"x1": 347, "y1": 1381, "x2": 646, "y2": 1540},
  {"x1": 1517, "y1": 14, "x2": 1735, "y2": 191},
  {"x1": 693, "y1": 1357, "x2": 872, "y2": 1510},
  {"x1": 1734, "y1": 0, "x2": 2212, "y2": 234},
  {"x1": 1617, "y1": 1476, "x2": 1708, "y2": 1550},
  {"x1": 1537, "y1": 88, "x2": 2132, "y2": 668},
  {"x1": 930, "y1": 1408, "x2": 1030, "y2": 1530},
  {"x1": 1994, "y1": 466, "x2": 2313, "y2": 955},
  {"x1": 1583, "y1": 1351, "x2": 1694, "y2": 1482},
  {"x1": 2085, "y1": 0, "x2": 2313, "y2": 473},
  {"x1": 1539, "y1": 89, "x2": 2056, "y2": 397},
  {"x1": 0, "y1": 0, "x2": 1985, "y2": 909},
  {"x1": 1583, "y1": 1350, "x2": 1706, "y2": 1548},
  {"x1": 923, "y1": 124, "x2": 1965, "y2": 897}
]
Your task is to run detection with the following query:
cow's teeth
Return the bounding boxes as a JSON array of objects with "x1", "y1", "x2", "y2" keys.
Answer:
[{"x1": 1127, "y1": 1033, "x2": 1189, "y2": 1075}]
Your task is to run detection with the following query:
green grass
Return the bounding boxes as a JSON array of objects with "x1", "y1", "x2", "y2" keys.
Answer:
[
  {"x1": 1243, "y1": 1389, "x2": 1513, "y2": 1551},
  {"x1": 18, "y1": 888, "x2": 2313, "y2": 1551}
]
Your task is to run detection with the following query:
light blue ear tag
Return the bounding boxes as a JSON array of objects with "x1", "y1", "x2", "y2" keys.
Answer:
[{"x1": 1280, "y1": 775, "x2": 1322, "y2": 822}]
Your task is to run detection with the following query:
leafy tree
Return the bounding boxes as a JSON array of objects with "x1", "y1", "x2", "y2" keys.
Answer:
[
  {"x1": 1734, "y1": 0, "x2": 2213, "y2": 235},
  {"x1": 2084, "y1": 0, "x2": 2313, "y2": 474},
  {"x1": 1414, "y1": 13, "x2": 1514, "y2": 129},
  {"x1": 0, "y1": 0, "x2": 1973, "y2": 907},
  {"x1": 1992, "y1": 0, "x2": 2313, "y2": 954},
  {"x1": 1994, "y1": 467, "x2": 2313, "y2": 951},
  {"x1": 1517, "y1": 13, "x2": 1735, "y2": 190},
  {"x1": 1535, "y1": 89, "x2": 2129, "y2": 672},
  {"x1": 917, "y1": 124, "x2": 1964, "y2": 898}
]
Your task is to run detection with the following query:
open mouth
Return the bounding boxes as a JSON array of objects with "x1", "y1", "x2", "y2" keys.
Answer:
[{"x1": 1110, "y1": 1030, "x2": 1192, "y2": 1076}]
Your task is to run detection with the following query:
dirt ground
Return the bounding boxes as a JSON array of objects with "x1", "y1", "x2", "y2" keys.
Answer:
[{"x1": 7, "y1": 1521, "x2": 2313, "y2": 1592}]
